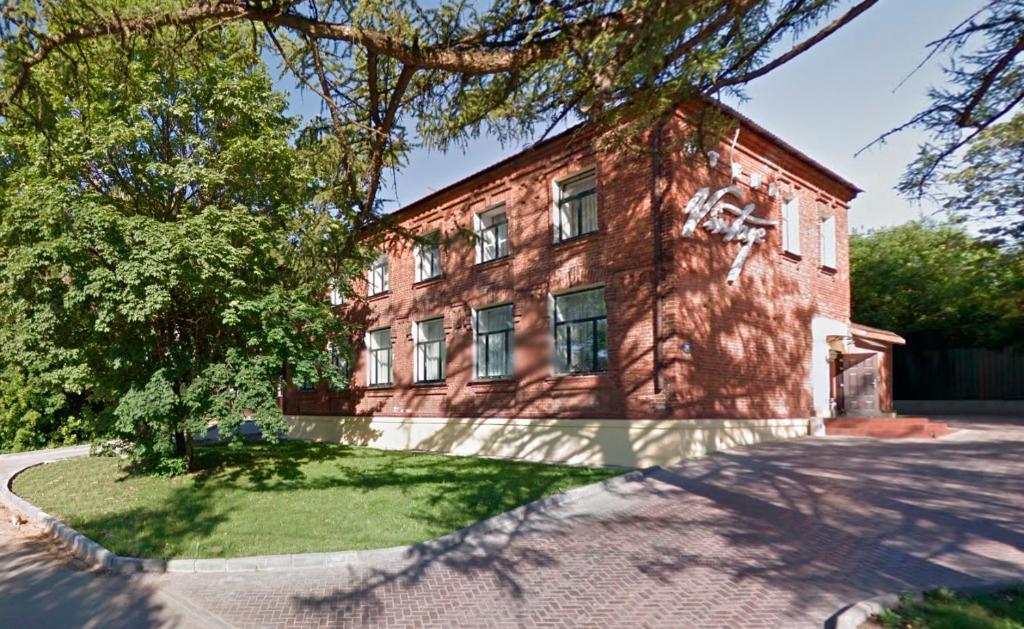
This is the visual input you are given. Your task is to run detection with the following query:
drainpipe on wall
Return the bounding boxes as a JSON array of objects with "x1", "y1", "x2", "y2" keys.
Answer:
[{"x1": 650, "y1": 116, "x2": 668, "y2": 395}]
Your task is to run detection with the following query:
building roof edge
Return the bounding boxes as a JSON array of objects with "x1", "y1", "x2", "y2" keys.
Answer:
[{"x1": 386, "y1": 101, "x2": 862, "y2": 221}]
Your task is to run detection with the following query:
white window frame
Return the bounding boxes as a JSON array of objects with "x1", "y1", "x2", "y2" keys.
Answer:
[
  {"x1": 367, "y1": 254, "x2": 389, "y2": 296},
  {"x1": 414, "y1": 233, "x2": 442, "y2": 283},
  {"x1": 552, "y1": 168, "x2": 598, "y2": 243},
  {"x1": 781, "y1": 196, "x2": 801, "y2": 256},
  {"x1": 549, "y1": 285, "x2": 609, "y2": 375},
  {"x1": 474, "y1": 205, "x2": 510, "y2": 264},
  {"x1": 820, "y1": 214, "x2": 837, "y2": 269},
  {"x1": 366, "y1": 327, "x2": 392, "y2": 387},
  {"x1": 413, "y1": 317, "x2": 446, "y2": 383},
  {"x1": 472, "y1": 303, "x2": 514, "y2": 380},
  {"x1": 328, "y1": 280, "x2": 345, "y2": 307}
]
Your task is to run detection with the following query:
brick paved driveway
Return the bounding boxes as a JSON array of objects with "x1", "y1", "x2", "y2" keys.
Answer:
[{"x1": 2, "y1": 417, "x2": 1022, "y2": 628}]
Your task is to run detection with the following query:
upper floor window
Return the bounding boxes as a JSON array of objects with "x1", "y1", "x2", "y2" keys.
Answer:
[
  {"x1": 329, "y1": 280, "x2": 345, "y2": 306},
  {"x1": 820, "y1": 214, "x2": 837, "y2": 269},
  {"x1": 474, "y1": 304, "x2": 513, "y2": 379},
  {"x1": 414, "y1": 233, "x2": 442, "y2": 282},
  {"x1": 553, "y1": 287, "x2": 608, "y2": 374},
  {"x1": 415, "y1": 317, "x2": 446, "y2": 383},
  {"x1": 554, "y1": 170, "x2": 598, "y2": 242},
  {"x1": 368, "y1": 254, "x2": 389, "y2": 296},
  {"x1": 367, "y1": 327, "x2": 392, "y2": 386},
  {"x1": 475, "y1": 205, "x2": 509, "y2": 263},
  {"x1": 781, "y1": 196, "x2": 801, "y2": 256}
]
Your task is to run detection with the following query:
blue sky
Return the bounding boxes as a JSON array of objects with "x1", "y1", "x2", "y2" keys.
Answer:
[{"x1": 281, "y1": 1, "x2": 982, "y2": 232}]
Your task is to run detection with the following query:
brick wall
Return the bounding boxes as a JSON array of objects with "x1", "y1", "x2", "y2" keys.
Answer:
[{"x1": 285, "y1": 109, "x2": 856, "y2": 420}]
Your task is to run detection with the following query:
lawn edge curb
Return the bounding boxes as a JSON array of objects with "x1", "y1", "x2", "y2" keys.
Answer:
[
  {"x1": 827, "y1": 580, "x2": 1024, "y2": 629},
  {"x1": 2, "y1": 448, "x2": 651, "y2": 575}
]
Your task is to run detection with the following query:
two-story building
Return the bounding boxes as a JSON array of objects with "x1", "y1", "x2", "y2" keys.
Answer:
[{"x1": 284, "y1": 104, "x2": 903, "y2": 468}]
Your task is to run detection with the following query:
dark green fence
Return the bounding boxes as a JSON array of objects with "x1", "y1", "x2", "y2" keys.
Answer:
[{"x1": 894, "y1": 346, "x2": 1024, "y2": 400}]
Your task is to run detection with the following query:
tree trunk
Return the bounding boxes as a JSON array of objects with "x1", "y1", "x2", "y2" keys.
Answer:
[
  {"x1": 175, "y1": 434, "x2": 196, "y2": 473},
  {"x1": 174, "y1": 430, "x2": 187, "y2": 456},
  {"x1": 174, "y1": 430, "x2": 196, "y2": 471},
  {"x1": 184, "y1": 432, "x2": 195, "y2": 471}
]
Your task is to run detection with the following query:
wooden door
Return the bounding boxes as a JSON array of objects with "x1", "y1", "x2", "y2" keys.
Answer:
[{"x1": 841, "y1": 353, "x2": 879, "y2": 416}]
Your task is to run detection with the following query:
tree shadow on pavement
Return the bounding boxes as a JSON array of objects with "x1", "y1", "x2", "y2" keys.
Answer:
[
  {"x1": 627, "y1": 425, "x2": 1024, "y2": 624},
  {"x1": 0, "y1": 510, "x2": 173, "y2": 628},
  {"x1": 286, "y1": 421, "x2": 1024, "y2": 627}
]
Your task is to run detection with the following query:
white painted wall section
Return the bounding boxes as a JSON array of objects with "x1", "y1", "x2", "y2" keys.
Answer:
[{"x1": 810, "y1": 316, "x2": 850, "y2": 418}]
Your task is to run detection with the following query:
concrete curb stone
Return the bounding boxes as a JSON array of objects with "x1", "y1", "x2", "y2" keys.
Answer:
[
  {"x1": 1, "y1": 448, "x2": 649, "y2": 575},
  {"x1": 166, "y1": 559, "x2": 196, "y2": 573}
]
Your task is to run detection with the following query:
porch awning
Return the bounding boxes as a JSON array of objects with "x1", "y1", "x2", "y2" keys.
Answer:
[{"x1": 850, "y1": 322, "x2": 905, "y2": 345}]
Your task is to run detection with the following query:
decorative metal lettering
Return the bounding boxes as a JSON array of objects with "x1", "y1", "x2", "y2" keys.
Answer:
[{"x1": 681, "y1": 185, "x2": 777, "y2": 284}]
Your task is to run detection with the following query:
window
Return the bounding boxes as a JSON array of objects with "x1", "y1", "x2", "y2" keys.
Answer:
[
  {"x1": 415, "y1": 318, "x2": 446, "y2": 382},
  {"x1": 367, "y1": 328, "x2": 392, "y2": 386},
  {"x1": 820, "y1": 214, "x2": 837, "y2": 269},
  {"x1": 328, "y1": 343, "x2": 350, "y2": 390},
  {"x1": 475, "y1": 206, "x2": 509, "y2": 263},
  {"x1": 414, "y1": 233, "x2": 442, "y2": 282},
  {"x1": 474, "y1": 304, "x2": 513, "y2": 379},
  {"x1": 329, "y1": 280, "x2": 345, "y2": 306},
  {"x1": 553, "y1": 287, "x2": 608, "y2": 374},
  {"x1": 368, "y1": 254, "x2": 388, "y2": 296},
  {"x1": 781, "y1": 196, "x2": 801, "y2": 256},
  {"x1": 555, "y1": 170, "x2": 598, "y2": 242}
]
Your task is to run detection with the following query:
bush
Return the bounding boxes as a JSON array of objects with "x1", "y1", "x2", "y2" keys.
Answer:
[{"x1": 0, "y1": 368, "x2": 93, "y2": 452}]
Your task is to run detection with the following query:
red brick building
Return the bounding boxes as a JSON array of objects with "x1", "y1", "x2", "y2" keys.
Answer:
[{"x1": 284, "y1": 105, "x2": 902, "y2": 467}]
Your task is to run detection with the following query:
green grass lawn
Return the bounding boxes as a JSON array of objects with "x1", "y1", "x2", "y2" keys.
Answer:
[
  {"x1": 876, "y1": 587, "x2": 1024, "y2": 629},
  {"x1": 13, "y1": 441, "x2": 619, "y2": 559}
]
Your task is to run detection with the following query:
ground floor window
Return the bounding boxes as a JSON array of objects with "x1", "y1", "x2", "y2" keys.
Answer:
[
  {"x1": 475, "y1": 304, "x2": 513, "y2": 379},
  {"x1": 553, "y1": 287, "x2": 608, "y2": 373},
  {"x1": 328, "y1": 343, "x2": 350, "y2": 390},
  {"x1": 367, "y1": 328, "x2": 392, "y2": 386},
  {"x1": 415, "y1": 318, "x2": 446, "y2": 382}
]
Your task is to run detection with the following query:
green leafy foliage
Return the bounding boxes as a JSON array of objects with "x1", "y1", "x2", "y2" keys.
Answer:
[
  {"x1": 0, "y1": 360, "x2": 91, "y2": 452},
  {"x1": 850, "y1": 221, "x2": 1024, "y2": 347},
  {"x1": 942, "y1": 115, "x2": 1024, "y2": 245},
  {"x1": 877, "y1": 586, "x2": 1024, "y2": 629},
  {"x1": 0, "y1": 25, "x2": 355, "y2": 467},
  {"x1": 2, "y1": 1, "x2": 880, "y2": 214}
]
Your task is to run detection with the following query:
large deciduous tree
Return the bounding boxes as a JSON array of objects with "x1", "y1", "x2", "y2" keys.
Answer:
[
  {"x1": 0, "y1": 25, "x2": 353, "y2": 469},
  {"x1": 850, "y1": 221, "x2": 1024, "y2": 348}
]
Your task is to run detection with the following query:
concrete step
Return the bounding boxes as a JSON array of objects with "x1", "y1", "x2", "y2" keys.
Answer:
[
  {"x1": 825, "y1": 417, "x2": 954, "y2": 439},
  {"x1": 827, "y1": 416, "x2": 930, "y2": 427}
]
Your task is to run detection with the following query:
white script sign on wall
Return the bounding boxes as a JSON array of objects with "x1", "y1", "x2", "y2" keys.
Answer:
[{"x1": 681, "y1": 185, "x2": 777, "y2": 284}]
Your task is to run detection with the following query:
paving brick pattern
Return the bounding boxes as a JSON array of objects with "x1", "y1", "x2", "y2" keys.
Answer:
[
  {"x1": 155, "y1": 419, "x2": 1024, "y2": 628},
  {"x1": 2, "y1": 418, "x2": 1022, "y2": 628}
]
